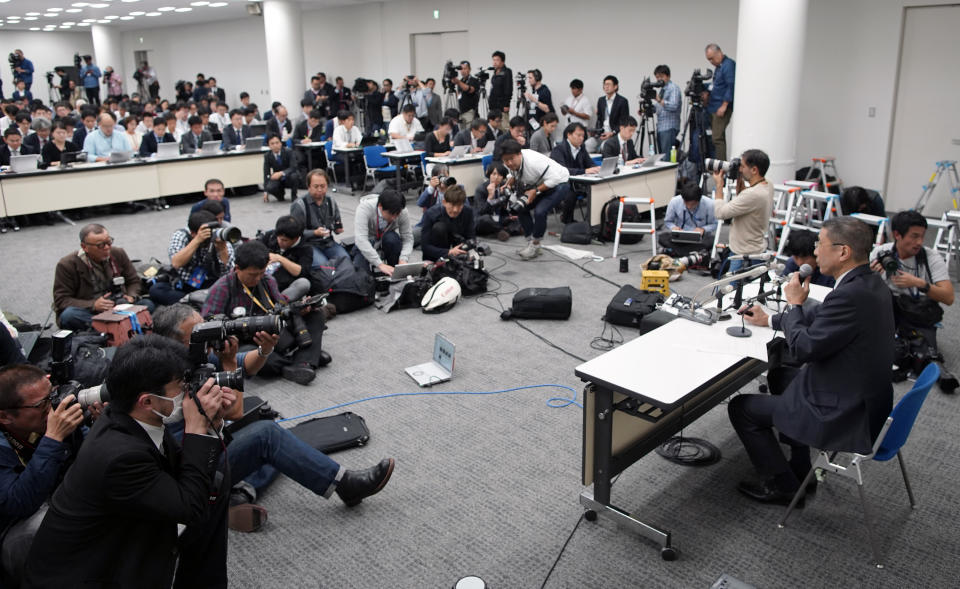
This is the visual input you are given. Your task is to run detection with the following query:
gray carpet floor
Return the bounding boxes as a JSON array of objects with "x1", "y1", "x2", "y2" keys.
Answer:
[{"x1": 1, "y1": 185, "x2": 958, "y2": 589}]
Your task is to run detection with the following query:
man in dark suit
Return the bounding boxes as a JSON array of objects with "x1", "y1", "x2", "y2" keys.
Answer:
[
  {"x1": 0, "y1": 128, "x2": 39, "y2": 166},
  {"x1": 263, "y1": 134, "x2": 301, "y2": 201},
  {"x1": 21, "y1": 120, "x2": 52, "y2": 154},
  {"x1": 221, "y1": 108, "x2": 250, "y2": 149},
  {"x1": 595, "y1": 75, "x2": 630, "y2": 140},
  {"x1": 550, "y1": 122, "x2": 599, "y2": 223},
  {"x1": 452, "y1": 119, "x2": 489, "y2": 153},
  {"x1": 72, "y1": 109, "x2": 98, "y2": 147},
  {"x1": 206, "y1": 77, "x2": 226, "y2": 103},
  {"x1": 731, "y1": 217, "x2": 894, "y2": 505},
  {"x1": 293, "y1": 110, "x2": 324, "y2": 144},
  {"x1": 266, "y1": 105, "x2": 293, "y2": 140},
  {"x1": 600, "y1": 116, "x2": 644, "y2": 164},
  {"x1": 23, "y1": 335, "x2": 233, "y2": 588},
  {"x1": 139, "y1": 113, "x2": 177, "y2": 156},
  {"x1": 180, "y1": 115, "x2": 214, "y2": 154}
]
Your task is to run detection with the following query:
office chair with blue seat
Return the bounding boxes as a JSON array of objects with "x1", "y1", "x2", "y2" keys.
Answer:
[
  {"x1": 778, "y1": 362, "x2": 940, "y2": 568},
  {"x1": 363, "y1": 145, "x2": 397, "y2": 187},
  {"x1": 324, "y1": 140, "x2": 341, "y2": 190},
  {"x1": 481, "y1": 154, "x2": 493, "y2": 174}
]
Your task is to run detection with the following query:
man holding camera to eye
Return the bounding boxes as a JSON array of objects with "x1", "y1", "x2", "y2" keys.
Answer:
[
  {"x1": 201, "y1": 241, "x2": 331, "y2": 386},
  {"x1": 453, "y1": 61, "x2": 480, "y2": 127},
  {"x1": 149, "y1": 211, "x2": 236, "y2": 307},
  {"x1": 420, "y1": 186, "x2": 476, "y2": 262},
  {"x1": 712, "y1": 149, "x2": 774, "y2": 274},
  {"x1": 53, "y1": 224, "x2": 153, "y2": 330},
  {"x1": 24, "y1": 335, "x2": 233, "y2": 588},
  {"x1": 870, "y1": 211, "x2": 957, "y2": 392}
]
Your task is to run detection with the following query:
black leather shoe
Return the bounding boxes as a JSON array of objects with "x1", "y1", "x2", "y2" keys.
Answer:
[
  {"x1": 737, "y1": 479, "x2": 804, "y2": 508},
  {"x1": 281, "y1": 362, "x2": 316, "y2": 385},
  {"x1": 316, "y1": 350, "x2": 332, "y2": 367},
  {"x1": 336, "y1": 458, "x2": 395, "y2": 507}
]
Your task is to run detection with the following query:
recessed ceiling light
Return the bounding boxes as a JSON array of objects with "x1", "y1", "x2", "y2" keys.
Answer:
[
  {"x1": 24, "y1": 16, "x2": 38, "y2": 20},
  {"x1": 71, "y1": 2, "x2": 89, "y2": 6},
  {"x1": 104, "y1": 15, "x2": 119, "y2": 19},
  {"x1": 120, "y1": 15, "x2": 133, "y2": 20},
  {"x1": 121, "y1": 0, "x2": 140, "y2": 2},
  {"x1": 63, "y1": 21, "x2": 76, "y2": 25},
  {"x1": 43, "y1": 13, "x2": 58, "y2": 17},
  {"x1": 66, "y1": 8, "x2": 82, "y2": 13},
  {"x1": 145, "y1": 11, "x2": 160, "y2": 16},
  {"x1": 82, "y1": 18, "x2": 96, "y2": 22},
  {"x1": 209, "y1": 1, "x2": 227, "y2": 6},
  {"x1": 174, "y1": 7, "x2": 192, "y2": 12},
  {"x1": 48, "y1": 7, "x2": 64, "y2": 11},
  {"x1": 77, "y1": 22, "x2": 90, "y2": 26},
  {"x1": 191, "y1": 1, "x2": 209, "y2": 5},
  {"x1": 89, "y1": 3, "x2": 109, "y2": 8},
  {"x1": 96, "y1": 19, "x2": 110, "y2": 23},
  {"x1": 59, "y1": 24, "x2": 72, "y2": 28},
  {"x1": 129, "y1": 11, "x2": 144, "y2": 15},
  {"x1": 157, "y1": 6, "x2": 175, "y2": 11},
  {"x1": 26, "y1": 12, "x2": 40, "y2": 16},
  {"x1": 29, "y1": 27, "x2": 40, "y2": 30}
]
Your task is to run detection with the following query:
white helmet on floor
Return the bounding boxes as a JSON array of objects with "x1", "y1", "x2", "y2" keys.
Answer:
[{"x1": 421, "y1": 277, "x2": 461, "y2": 313}]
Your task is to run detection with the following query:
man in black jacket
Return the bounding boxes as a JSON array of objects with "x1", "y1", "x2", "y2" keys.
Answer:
[
  {"x1": 262, "y1": 134, "x2": 301, "y2": 202},
  {"x1": 262, "y1": 215, "x2": 314, "y2": 296},
  {"x1": 732, "y1": 217, "x2": 894, "y2": 505},
  {"x1": 595, "y1": 75, "x2": 629, "y2": 140},
  {"x1": 600, "y1": 116, "x2": 644, "y2": 165},
  {"x1": 24, "y1": 336, "x2": 233, "y2": 589},
  {"x1": 221, "y1": 109, "x2": 251, "y2": 149},
  {"x1": 488, "y1": 51, "x2": 513, "y2": 129},
  {"x1": 550, "y1": 123, "x2": 600, "y2": 223},
  {"x1": 139, "y1": 113, "x2": 177, "y2": 157},
  {"x1": 420, "y1": 186, "x2": 475, "y2": 262}
]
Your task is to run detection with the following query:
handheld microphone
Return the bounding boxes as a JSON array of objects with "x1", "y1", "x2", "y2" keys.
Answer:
[
  {"x1": 727, "y1": 252, "x2": 774, "y2": 262},
  {"x1": 748, "y1": 263, "x2": 816, "y2": 305}
]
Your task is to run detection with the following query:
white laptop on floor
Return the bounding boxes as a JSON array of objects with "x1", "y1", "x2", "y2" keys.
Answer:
[
  {"x1": 156, "y1": 142, "x2": 180, "y2": 159},
  {"x1": 9, "y1": 154, "x2": 39, "y2": 173},
  {"x1": 405, "y1": 333, "x2": 455, "y2": 387}
]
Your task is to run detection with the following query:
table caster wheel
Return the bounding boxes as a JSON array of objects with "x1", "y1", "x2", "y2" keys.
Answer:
[
  {"x1": 660, "y1": 546, "x2": 678, "y2": 561},
  {"x1": 584, "y1": 510, "x2": 597, "y2": 522}
]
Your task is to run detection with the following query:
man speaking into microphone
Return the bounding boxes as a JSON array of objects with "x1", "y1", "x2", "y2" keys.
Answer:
[{"x1": 727, "y1": 217, "x2": 894, "y2": 506}]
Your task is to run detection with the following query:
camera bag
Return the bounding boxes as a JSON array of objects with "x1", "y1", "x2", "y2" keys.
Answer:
[
  {"x1": 310, "y1": 255, "x2": 376, "y2": 314},
  {"x1": 603, "y1": 285, "x2": 663, "y2": 328},
  {"x1": 561, "y1": 222, "x2": 592, "y2": 245},
  {"x1": 598, "y1": 197, "x2": 643, "y2": 244},
  {"x1": 501, "y1": 287, "x2": 572, "y2": 320},
  {"x1": 430, "y1": 257, "x2": 488, "y2": 296},
  {"x1": 289, "y1": 411, "x2": 371, "y2": 454}
]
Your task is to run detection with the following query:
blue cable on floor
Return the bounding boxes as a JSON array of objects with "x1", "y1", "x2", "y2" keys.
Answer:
[{"x1": 276, "y1": 384, "x2": 583, "y2": 423}]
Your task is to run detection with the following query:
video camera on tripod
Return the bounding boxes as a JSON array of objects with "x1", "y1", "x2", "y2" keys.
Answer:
[
  {"x1": 442, "y1": 61, "x2": 459, "y2": 92},
  {"x1": 684, "y1": 69, "x2": 713, "y2": 105},
  {"x1": 638, "y1": 77, "x2": 664, "y2": 118},
  {"x1": 514, "y1": 72, "x2": 527, "y2": 95},
  {"x1": 477, "y1": 68, "x2": 491, "y2": 84}
]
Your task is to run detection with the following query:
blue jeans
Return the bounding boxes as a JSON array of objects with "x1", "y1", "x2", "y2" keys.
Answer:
[
  {"x1": 229, "y1": 420, "x2": 343, "y2": 498},
  {"x1": 657, "y1": 128, "x2": 678, "y2": 157},
  {"x1": 149, "y1": 280, "x2": 190, "y2": 306},
  {"x1": 518, "y1": 184, "x2": 572, "y2": 240},
  {"x1": 311, "y1": 242, "x2": 350, "y2": 269}
]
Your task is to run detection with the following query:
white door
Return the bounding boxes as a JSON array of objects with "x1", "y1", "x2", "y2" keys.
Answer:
[
  {"x1": 412, "y1": 31, "x2": 468, "y2": 86},
  {"x1": 886, "y1": 5, "x2": 960, "y2": 215}
]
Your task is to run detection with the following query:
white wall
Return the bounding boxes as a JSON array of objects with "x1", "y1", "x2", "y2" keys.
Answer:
[{"x1": 1, "y1": 31, "x2": 95, "y2": 105}]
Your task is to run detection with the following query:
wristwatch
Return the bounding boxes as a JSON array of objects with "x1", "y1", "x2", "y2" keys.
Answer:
[
  {"x1": 257, "y1": 345, "x2": 272, "y2": 358},
  {"x1": 919, "y1": 281, "x2": 931, "y2": 294}
]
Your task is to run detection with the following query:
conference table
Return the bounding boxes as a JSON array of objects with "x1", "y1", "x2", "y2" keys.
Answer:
[
  {"x1": 424, "y1": 154, "x2": 486, "y2": 192},
  {"x1": 0, "y1": 148, "x2": 266, "y2": 217},
  {"x1": 569, "y1": 162, "x2": 678, "y2": 226},
  {"x1": 575, "y1": 281, "x2": 831, "y2": 559}
]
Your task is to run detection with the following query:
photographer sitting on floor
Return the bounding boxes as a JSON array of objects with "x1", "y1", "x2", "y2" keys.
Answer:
[
  {"x1": 870, "y1": 210, "x2": 956, "y2": 392},
  {"x1": 261, "y1": 215, "x2": 315, "y2": 297},
  {"x1": 201, "y1": 241, "x2": 331, "y2": 385},
  {"x1": 473, "y1": 163, "x2": 520, "y2": 242},
  {"x1": 53, "y1": 223, "x2": 154, "y2": 330},
  {"x1": 353, "y1": 190, "x2": 414, "y2": 277},
  {"x1": 150, "y1": 211, "x2": 235, "y2": 307},
  {"x1": 289, "y1": 169, "x2": 348, "y2": 269},
  {"x1": 420, "y1": 186, "x2": 475, "y2": 262},
  {"x1": 781, "y1": 229, "x2": 834, "y2": 288},
  {"x1": 658, "y1": 180, "x2": 717, "y2": 256}
]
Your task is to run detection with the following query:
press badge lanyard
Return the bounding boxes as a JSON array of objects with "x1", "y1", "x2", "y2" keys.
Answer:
[
  {"x1": 1, "y1": 427, "x2": 40, "y2": 468},
  {"x1": 241, "y1": 281, "x2": 275, "y2": 314}
]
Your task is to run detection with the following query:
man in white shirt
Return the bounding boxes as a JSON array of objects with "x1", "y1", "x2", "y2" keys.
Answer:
[
  {"x1": 173, "y1": 103, "x2": 190, "y2": 141},
  {"x1": 499, "y1": 139, "x2": 572, "y2": 259},
  {"x1": 388, "y1": 104, "x2": 424, "y2": 142},
  {"x1": 333, "y1": 111, "x2": 365, "y2": 192},
  {"x1": 561, "y1": 79, "x2": 593, "y2": 129},
  {"x1": 210, "y1": 102, "x2": 230, "y2": 131}
]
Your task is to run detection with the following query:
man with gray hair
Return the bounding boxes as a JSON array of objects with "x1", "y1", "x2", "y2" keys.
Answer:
[
  {"x1": 730, "y1": 217, "x2": 894, "y2": 505},
  {"x1": 53, "y1": 223, "x2": 153, "y2": 330},
  {"x1": 704, "y1": 43, "x2": 736, "y2": 160},
  {"x1": 22, "y1": 118, "x2": 52, "y2": 153}
]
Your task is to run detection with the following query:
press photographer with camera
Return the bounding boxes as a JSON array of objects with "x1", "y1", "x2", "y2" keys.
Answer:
[
  {"x1": 500, "y1": 139, "x2": 571, "y2": 260},
  {"x1": 417, "y1": 165, "x2": 457, "y2": 215},
  {"x1": 149, "y1": 210, "x2": 236, "y2": 307},
  {"x1": 354, "y1": 190, "x2": 414, "y2": 276},
  {"x1": 523, "y1": 69, "x2": 554, "y2": 129},
  {"x1": 10, "y1": 51, "x2": 33, "y2": 92},
  {"x1": 261, "y1": 216, "x2": 314, "y2": 297},
  {"x1": 450, "y1": 61, "x2": 480, "y2": 126},
  {"x1": 560, "y1": 79, "x2": 593, "y2": 129},
  {"x1": 79, "y1": 55, "x2": 102, "y2": 107},
  {"x1": 420, "y1": 186, "x2": 476, "y2": 262},
  {"x1": 652, "y1": 65, "x2": 682, "y2": 155},
  {"x1": 870, "y1": 211, "x2": 956, "y2": 392},
  {"x1": 473, "y1": 163, "x2": 520, "y2": 241},
  {"x1": 492, "y1": 116, "x2": 528, "y2": 163},
  {"x1": 659, "y1": 180, "x2": 717, "y2": 255},
  {"x1": 53, "y1": 224, "x2": 153, "y2": 330},
  {"x1": 24, "y1": 335, "x2": 233, "y2": 588},
  {"x1": 488, "y1": 51, "x2": 513, "y2": 128},
  {"x1": 201, "y1": 241, "x2": 331, "y2": 385},
  {"x1": 712, "y1": 149, "x2": 774, "y2": 273},
  {"x1": 0, "y1": 365, "x2": 85, "y2": 585},
  {"x1": 704, "y1": 43, "x2": 736, "y2": 160},
  {"x1": 289, "y1": 169, "x2": 348, "y2": 269}
]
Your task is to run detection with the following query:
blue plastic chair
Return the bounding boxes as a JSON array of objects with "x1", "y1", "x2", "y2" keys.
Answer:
[
  {"x1": 779, "y1": 363, "x2": 941, "y2": 567},
  {"x1": 591, "y1": 154, "x2": 602, "y2": 166},
  {"x1": 481, "y1": 154, "x2": 493, "y2": 174},
  {"x1": 324, "y1": 140, "x2": 341, "y2": 186},
  {"x1": 363, "y1": 145, "x2": 397, "y2": 185}
]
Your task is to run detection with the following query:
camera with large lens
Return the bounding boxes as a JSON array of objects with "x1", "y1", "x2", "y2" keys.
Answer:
[
  {"x1": 48, "y1": 330, "x2": 111, "y2": 422},
  {"x1": 685, "y1": 68, "x2": 713, "y2": 104},
  {"x1": 185, "y1": 364, "x2": 244, "y2": 393},
  {"x1": 107, "y1": 276, "x2": 128, "y2": 305},
  {"x1": 508, "y1": 193, "x2": 530, "y2": 214},
  {"x1": 189, "y1": 316, "x2": 282, "y2": 364},
  {"x1": 704, "y1": 157, "x2": 741, "y2": 181},
  {"x1": 268, "y1": 293, "x2": 327, "y2": 349},
  {"x1": 460, "y1": 239, "x2": 491, "y2": 256},
  {"x1": 674, "y1": 249, "x2": 710, "y2": 272},
  {"x1": 203, "y1": 221, "x2": 242, "y2": 244},
  {"x1": 50, "y1": 381, "x2": 111, "y2": 411},
  {"x1": 442, "y1": 60, "x2": 459, "y2": 91},
  {"x1": 876, "y1": 250, "x2": 899, "y2": 278},
  {"x1": 352, "y1": 77, "x2": 372, "y2": 94}
]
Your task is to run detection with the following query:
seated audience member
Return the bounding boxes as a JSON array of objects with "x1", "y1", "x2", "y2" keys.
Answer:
[
  {"x1": 10, "y1": 80, "x2": 31, "y2": 104},
  {"x1": 72, "y1": 109, "x2": 97, "y2": 146},
  {"x1": 420, "y1": 186, "x2": 476, "y2": 262},
  {"x1": 82, "y1": 112, "x2": 131, "y2": 162},
  {"x1": 180, "y1": 115, "x2": 213, "y2": 154},
  {"x1": 732, "y1": 218, "x2": 894, "y2": 505},
  {"x1": 550, "y1": 122, "x2": 600, "y2": 223},
  {"x1": 418, "y1": 165, "x2": 457, "y2": 214},
  {"x1": 323, "y1": 117, "x2": 336, "y2": 141},
  {"x1": 210, "y1": 101, "x2": 230, "y2": 131},
  {"x1": 453, "y1": 118, "x2": 488, "y2": 153},
  {"x1": 296, "y1": 98, "x2": 314, "y2": 125},
  {"x1": 138, "y1": 112, "x2": 176, "y2": 157},
  {"x1": 500, "y1": 139, "x2": 572, "y2": 260},
  {"x1": 263, "y1": 134, "x2": 301, "y2": 202},
  {"x1": 870, "y1": 210, "x2": 956, "y2": 391},
  {"x1": 222, "y1": 108, "x2": 251, "y2": 149},
  {"x1": 354, "y1": 190, "x2": 414, "y2": 276},
  {"x1": 332, "y1": 110, "x2": 365, "y2": 191},
  {"x1": 473, "y1": 163, "x2": 519, "y2": 241},
  {"x1": 201, "y1": 242, "x2": 331, "y2": 384},
  {"x1": 14, "y1": 114, "x2": 31, "y2": 139},
  {"x1": 485, "y1": 112, "x2": 503, "y2": 142},
  {"x1": 492, "y1": 116, "x2": 528, "y2": 162},
  {"x1": 424, "y1": 117, "x2": 454, "y2": 157},
  {"x1": 0, "y1": 105, "x2": 17, "y2": 134},
  {"x1": 122, "y1": 115, "x2": 142, "y2": 152},
  {"x1": 244, "y1": 104, "x2": 263, "y2": 127},
  {"x1": 841, "y1": 185, "x2": 885, "y2": 217},
  {"x1": 0, "y1": 128, "x2": 37, "y2": 166},
  {"x1": 149, "y1": 211, "x2": 235, "y2": 306},
  {"x1": 294, "y1": 110, "x2": 324, "y2": 144},
  {"x1": 134, "y1": 111, "x2": 153, "y2": 136},
  {"x1": 151, "y1": 306, "x2": 394, "y2": 518},
  {"x1": 0, "y1": 364, "x2": 85, "y2": 584},
  {"x1": 781, "y1": 229, "x2": 835, "y2": 287},
  {"x1": 260, "y1": 216, "x2": 314, "y2": 296},
  {"x1": 188, "y1": 178, "x2": 232, "y2": 222},
  {"x1": 529, "y1": 112, "x2": 559, "y2": 155},
  {"x1": 658, "y1": 180, "x2": 718, "y2": 256},
  {"x1": 266, "y1": 105, "x2": 293, "y2": 142},
  {"x1": 172, "y1": 102, "x2": 190, "y2": 140},
  {"x1": 388, "y1": 104, "x2": 424, "y2": 142},
  {"x1": 41, "y1": 121, "x2": 79, "y2": 166},
  {"x1": 600, "y1": 115, "x2": 645, "y2": 164},
  {"x1": 53, "y1": 224, "x2": 152, "y2": 330},
  {"x1": 290, "y1": 169, "x2": 348, "y2": 267},
  {"x1": 22, "y1": 118, "x2": 52, "y2": 153},
  {"x1": 23, "y1": 336, "x2": 232, "y2": 588}
]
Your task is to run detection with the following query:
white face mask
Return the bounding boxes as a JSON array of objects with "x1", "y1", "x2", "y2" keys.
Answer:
[{"x1": 150, "y1": 391, "x2": 185, "y2": 425}]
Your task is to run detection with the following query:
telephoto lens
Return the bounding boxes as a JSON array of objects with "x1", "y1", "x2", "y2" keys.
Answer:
[
  {"x1": 223, "y1": 315, "x2": 282, "y2": 339},
  {"x1": 211, "y1": 368, "x2": 244, "y2": 391}
]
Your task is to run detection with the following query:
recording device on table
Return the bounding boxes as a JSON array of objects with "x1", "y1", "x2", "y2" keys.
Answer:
[
  {"x1": 669, "y1": 263, "x2": 774, "y2": 325},
  {"x1": 48, "y1": 330, "x2": 111, "y2": 422},
  {"x1": 61, "y1": 151, "x2": 88, "y2": 166}
]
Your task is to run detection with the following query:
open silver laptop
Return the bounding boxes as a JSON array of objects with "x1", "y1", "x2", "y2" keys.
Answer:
[
  {"x1": 638, "y1": 153, "x2": 665, "y2": 168},
  {"x1": 393, "y1": 138, "x2": 413, "y2": 153},
  {"x1": 109, "y1": 150, "x2": 133, "y2": 164},
  {"x1": 9, "y1": 154, "x2": 39, "y2": 173},
  {"x1": 589, "y1": 156, "x2": 618, "y2": 177},
  {"x1": 244, "y1": 136, "x2": 263, "y2": 150},
  {"x1": 481, "y1": 141, "x2": 494, "y2": 155},
  {"x1": 405, "y1": 333, "x2": 455, "y2": 387},
  {"x1": 391, "y1": 262, "x2": 425, "y2": 282},
  {"x1": 449, "y1": 145, "x2": 470, "y2": 159},
  {"x1": 156, "y1": 142, "x2": 180, "y2": 159},
  {"x1": 200, "y1": 141, "x2": 221, "y2": 155}
]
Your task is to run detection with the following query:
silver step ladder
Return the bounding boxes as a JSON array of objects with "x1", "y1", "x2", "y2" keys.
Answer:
[
  {"x1": 914, "y1": 160, "x2": 960, "y2": 214},
  {"x1": 804, "y1": 157, "x2": 844, "y2": 194}
]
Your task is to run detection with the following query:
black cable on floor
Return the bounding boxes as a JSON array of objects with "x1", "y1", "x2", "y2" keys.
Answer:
[{"x1": 539, "y1": 514, "x2": 584, "y2": 589}]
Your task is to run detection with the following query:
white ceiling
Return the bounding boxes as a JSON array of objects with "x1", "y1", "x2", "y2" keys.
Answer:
[{"x1": 0, "y1": 0, "x2": 366, "y2": 33}]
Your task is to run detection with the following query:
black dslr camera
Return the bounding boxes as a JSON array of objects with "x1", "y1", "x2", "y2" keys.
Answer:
[
  {"x1": 268, "y1": 293, "x2": 328, "y2": 349},
  {"x1": 48, "y1": 330, "x2": 111, "y2": 419},
  {"x1": 876, "y1": 250, "x2": 900, "y2": 278},
  {"x1": 461, "y1": 239, "x2": 492, "y2": 256},
  {"x1": 515, "y1": 72, "x2": 527, "y2": 94},
  {"x1": 685, "y1": 68, "x2": 713, "y2": 104},
  {"x1": 202, "y1": 221, "x2": 242, "y2": 244},
  {"x1": 187, "y1": 316, "x2": 283, "y2": 394}
]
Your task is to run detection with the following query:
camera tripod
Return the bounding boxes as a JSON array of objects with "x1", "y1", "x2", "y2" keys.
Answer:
[
  {"x1": 477, "y1": 83, "x2": 489, "y2": 120},
  {"x1": 637, "y1": 104, "x2": 658, "y2": 157},
  {"x1": 442, "y1": 84, "x2": 458, "y2": 114},
  {"x1": 677, "y1": 97, "x2": 712, "y2": 176}
]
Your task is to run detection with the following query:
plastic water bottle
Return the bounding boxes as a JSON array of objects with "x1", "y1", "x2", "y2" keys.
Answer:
[
  {"x1": 670, "y1": 145, "x2": 677, "y2": 163},
  {"x1": 648, "y1": 143, "x2": 655, "y2": 157}
]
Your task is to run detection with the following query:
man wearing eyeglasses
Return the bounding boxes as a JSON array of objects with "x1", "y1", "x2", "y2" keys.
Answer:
[
  {"x1": 0, "y1": 364, "x2": 85, "y2": 583},
  {"x1": 53, "y1": 223, "x2": 153, "y2": 330}
]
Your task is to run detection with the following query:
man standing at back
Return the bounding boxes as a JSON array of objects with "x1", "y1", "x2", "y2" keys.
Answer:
[{"x1": 704, "y1": 43, "x2": 736, "y2": 160}]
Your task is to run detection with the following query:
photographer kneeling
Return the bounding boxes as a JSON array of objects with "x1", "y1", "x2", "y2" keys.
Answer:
[
  {"x1": 150, "y1": 210, "x2": 235, "y2": 307},
  {"x1": 420, "y1": 186, "x2": 475, "y2": 262},
  {"x1": 201, "y1": 241, "x2": 331, "y2": 385},
  {"x1": 870, "y1": 210, "x2": 957, "y2": 392}
]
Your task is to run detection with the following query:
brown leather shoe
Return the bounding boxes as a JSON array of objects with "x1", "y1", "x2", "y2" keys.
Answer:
[{"x1": 228, "y1": 503, "x2": 268, "y2": 532}]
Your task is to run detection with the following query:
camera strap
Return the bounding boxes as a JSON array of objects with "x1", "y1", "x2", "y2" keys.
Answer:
[
  {"x1": 115, "y1": 309, "x2": 143, "y2": 334},
  {"x1": 240, "y1": 280, "x2": 275, "y2": 314},
  {"x1": 1, "y1": 427, "x2": 38, "y2": 468}
]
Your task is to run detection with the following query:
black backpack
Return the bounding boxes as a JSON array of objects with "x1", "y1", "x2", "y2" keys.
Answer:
[
  {"x1": 310, "y1": 256, "x2": 376, "y2": 313},
  {"x1": 598, "y1": 196, "x2": 643, "y2": 244},
  {"x1": 430, "y1": 256, "x2": 488, "y2": 296},
  {"x1": 603, "y1": 286, "x2": 663, "y2": 328}
]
